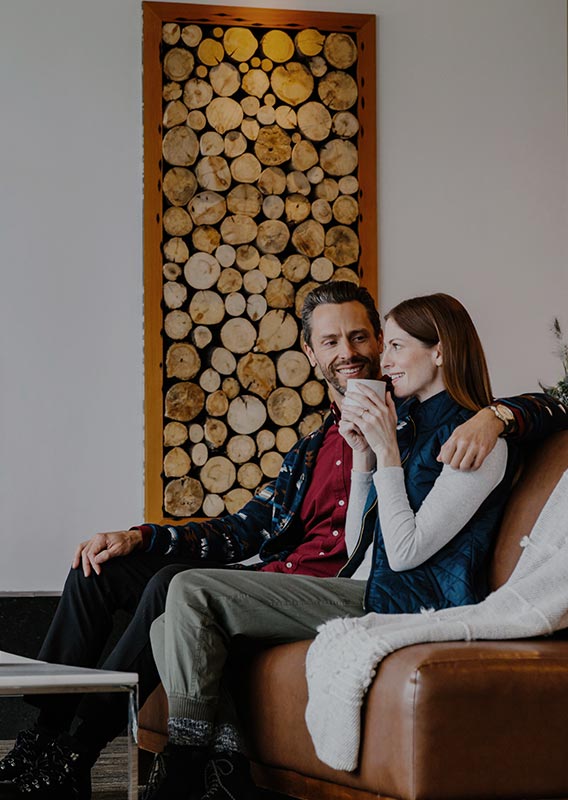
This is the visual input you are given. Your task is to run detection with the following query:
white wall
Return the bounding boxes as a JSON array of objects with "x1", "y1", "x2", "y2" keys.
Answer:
[
  {"x1": 377, "y1": 0, "x2": 568, "y2": 391},
  {"x1": 0, "y1": 0, "x2": 566, "y2": 592}
]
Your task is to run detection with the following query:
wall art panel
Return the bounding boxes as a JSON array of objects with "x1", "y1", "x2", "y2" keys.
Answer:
[{"x1": 143, "y1": 2, "x2": 377, "y2": 521}]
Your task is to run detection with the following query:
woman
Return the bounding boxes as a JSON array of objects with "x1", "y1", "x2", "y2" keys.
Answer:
[{"x1": 338, "y1": 292, "x2": 515, "y2": 613}]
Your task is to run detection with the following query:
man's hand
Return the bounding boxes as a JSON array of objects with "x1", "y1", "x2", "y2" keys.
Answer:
[
  {"x1": 72, "y1": 530, "x2": 143, "y2": 577},
  {"x1": 438, "y1": 407, "x2": 504, "y2": 470}
]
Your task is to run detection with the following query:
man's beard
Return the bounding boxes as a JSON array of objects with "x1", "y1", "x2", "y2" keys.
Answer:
[{"x1": 318, "y1": 355, "x2": 382, "y2": 396}]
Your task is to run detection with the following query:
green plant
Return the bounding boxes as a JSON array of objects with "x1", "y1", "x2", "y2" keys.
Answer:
[{"x1": 539, "y1": 318, "x2": 568, "y2": 405}]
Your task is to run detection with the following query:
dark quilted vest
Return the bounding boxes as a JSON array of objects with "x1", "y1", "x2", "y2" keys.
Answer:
[{"x1": 342, "y1": 391, "x2": 517, "y2": 614}]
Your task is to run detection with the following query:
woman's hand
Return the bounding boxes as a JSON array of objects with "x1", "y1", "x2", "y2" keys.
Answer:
[
  {"x1": 338, "y1": 415, "x2": 368, "y2": 452},
  {"x1": 343, "y1": 386, "x2": 400, "y2": 468},
  {"x1": 338, "y1": 414, "x2": 376, "y2": 471}
]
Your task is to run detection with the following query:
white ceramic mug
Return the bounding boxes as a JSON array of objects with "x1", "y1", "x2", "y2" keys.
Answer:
[{"x1": 344, "y1": 378, "x2": 386, "y2": 407}]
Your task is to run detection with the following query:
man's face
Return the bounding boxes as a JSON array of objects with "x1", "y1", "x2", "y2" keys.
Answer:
[{"x1": 303, "y1": 301, "x2": 383, "y2": 404}]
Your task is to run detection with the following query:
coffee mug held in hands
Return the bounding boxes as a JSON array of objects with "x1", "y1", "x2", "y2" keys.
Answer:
[
  {"x1": 343, "y1": 378, "x2": 386, "y2": 416},
  {"x1": 344, "y1": 378, "x2": 386, "y2": 408}
]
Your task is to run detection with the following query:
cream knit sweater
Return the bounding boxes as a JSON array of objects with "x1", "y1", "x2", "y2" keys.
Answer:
[{"x1": 305, "y1": 470, "x2": 568, "y2": 772}]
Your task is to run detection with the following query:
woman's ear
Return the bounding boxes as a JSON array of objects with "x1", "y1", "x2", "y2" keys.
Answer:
[{"x1": 433, "y1": 342, "x2": 443, "y2": 367}]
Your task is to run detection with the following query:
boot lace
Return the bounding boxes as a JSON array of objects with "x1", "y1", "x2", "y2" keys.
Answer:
[
  {"x1": 202, "y1": 756, "x2": 238, "y2": 800},
  {"x1": 0, "y1": 729, "x2": 45, "y2": 774},
  {"x1": 16, "y1": 739, "x2": 80, "y2": 794},
  {"x1": 140, "y1": 752, "x2": 166, "y2": 800}
]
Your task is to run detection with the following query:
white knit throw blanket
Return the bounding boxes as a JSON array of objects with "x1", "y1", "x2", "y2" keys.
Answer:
[{"x1": 305, "y1": 470, "x2": 568, "y2": 772}]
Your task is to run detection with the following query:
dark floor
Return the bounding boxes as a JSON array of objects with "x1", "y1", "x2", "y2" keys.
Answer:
[{"x1": 0, "y1": 739, "x2": 291, "y2": 799}]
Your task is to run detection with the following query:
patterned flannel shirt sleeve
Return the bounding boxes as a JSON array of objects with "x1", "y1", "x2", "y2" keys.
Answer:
[
  {"x1": 132, "y1": 481, "x2": 276, "y2": 563},
  {"x1": 496, "y1": 392, "x2": 567, "y2": 442}
]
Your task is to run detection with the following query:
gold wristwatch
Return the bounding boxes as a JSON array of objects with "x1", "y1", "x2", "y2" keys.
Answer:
[{"x1": 488, "y1": 404, "x2": 516, "y2": 435}]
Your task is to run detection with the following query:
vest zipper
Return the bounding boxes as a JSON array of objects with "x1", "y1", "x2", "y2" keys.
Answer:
[{"x1": 337, "y1": 496, "x2": 378, "y2": 578}]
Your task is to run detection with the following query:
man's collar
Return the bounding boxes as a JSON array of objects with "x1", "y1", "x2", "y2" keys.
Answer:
[{"x1": 330, "y1": 401, "x2": 341, "y2": 424}]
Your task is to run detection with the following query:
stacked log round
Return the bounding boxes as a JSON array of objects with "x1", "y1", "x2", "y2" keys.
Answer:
[
  {"x1": 163, "y1": 263, "x2": 182, "y2": 280},
  {"x1": 238, "y1": 462, "x2": 263, "y2": 489},
  {"x1": 224, "y1": 488, "x2": 253, "y2": 514},
  {"x1": 163, "y1": 207, "x2": 193, "y2": 236},
  {"x1": 246, "y1": 293, "x2": 268, "y2": 320},
  {"x1": 275, "y1": 426, "x2": 298, "y2": 453},
  {"x1": 164, "y1": 447, "x2": 191, "y2": 478},
  {"x1": 189, "y1": 423, "x2": 204, "y2": 443},
  {"x1": 191, "y1": 442, "x2": 209, "y2": 467},
  {"x1": 166, "y1": 342, "x2": 200, "y2": 380},
  {"x1": 163, "y1": 281, "x2": 188, "y2": 309},
  {"x1": 226, "y1": 434, "x2": 256, "y2": 463},
  {"x1": 256, "y1": 429, "x2": 276, "y2": 455},
  {"x1": 200, "y1": 367, "x2": 221, "y2": 393},
  {"x1": 204, "y1": 418, "x2": 228, "y2": 448},
  {"x1": 222, "y1": 376, "x2": 241, "y2": 399},
  {"x1": 164, "y1": 421, "x2": 189, "y2": 447},
  {"x1": 237, "y1": 353, "x2": 276, "y2": 398},
  {"x1": 235, "y1": 244, "x2": 259, "y2": 271},
  {"x1": 159, "y1": 20, "x2": 363, "y2": 517}
]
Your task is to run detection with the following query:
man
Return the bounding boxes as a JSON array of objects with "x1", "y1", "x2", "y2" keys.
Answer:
[{"x1": 1, "y1": 282, "x2": 564, "y2": 800}]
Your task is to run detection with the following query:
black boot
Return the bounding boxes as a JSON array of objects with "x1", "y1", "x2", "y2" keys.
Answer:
[
  {"x1": 201, "y1": 752, "x2": 257, "y2": 800},
  {"x1": 0, "y1": 728, "x2": 55, "y2": 783},
  {"x1": 140, "y1": 744, "x2": 207, "y2": 800},
  {"x1": 12, "y1": 733, "x2": 94, "y2": 799}
]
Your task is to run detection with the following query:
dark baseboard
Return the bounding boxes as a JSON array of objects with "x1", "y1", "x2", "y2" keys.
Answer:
[
  {"x1": 0, "y1": 595, "x2": 61, "y2": 659},
  {"x1": 0, "y1": 595, "x2": 61, "y2": 739}
]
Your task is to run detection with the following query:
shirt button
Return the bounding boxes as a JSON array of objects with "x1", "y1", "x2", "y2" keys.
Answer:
[
  {"x1": 319, "y1": 551, "x2": 325, "y2": 556},
  {"x1": 286, "y1": 562, "x2": 293, "y2": 569},
  {"x1": 336, "y1": 460, "x2": 342, "y2": 466},
  {"x1": 332, "y1": 530, "x2": 339, "y2": 537},
  {"x1": 338, "y1": 499, "x2": 345, "y2": 506}
]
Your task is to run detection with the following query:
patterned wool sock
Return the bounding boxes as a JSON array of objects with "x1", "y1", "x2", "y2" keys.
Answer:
[
  {"x1": 168, "y1": 717, "x2": 214, "y2": 748},
  {"x1": 210, "y1": 722, "x2": 244, "y2": 755}
]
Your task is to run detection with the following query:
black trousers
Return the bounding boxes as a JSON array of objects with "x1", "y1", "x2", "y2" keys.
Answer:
[{"x1": 31, "y1": 554, "x2": 216, "y2": 749}]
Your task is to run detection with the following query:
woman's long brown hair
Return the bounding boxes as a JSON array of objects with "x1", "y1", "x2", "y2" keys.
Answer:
[{"x1": 384, "y1": 293, "x2": 493, "y2": 411}]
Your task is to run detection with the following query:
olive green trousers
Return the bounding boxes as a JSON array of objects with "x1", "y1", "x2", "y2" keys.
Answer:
[{"x1": 150, "y1": 567, "x2": 366, "y2": 735}]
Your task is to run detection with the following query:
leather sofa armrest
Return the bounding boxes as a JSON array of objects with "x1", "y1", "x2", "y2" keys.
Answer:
[{"x1": 241, "y1": 638, "x2": 568, "y2": 800}]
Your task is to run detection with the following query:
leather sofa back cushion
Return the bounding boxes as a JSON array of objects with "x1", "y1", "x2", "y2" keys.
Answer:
[{"x1": 490, "y1": 430, "x2": 568, "y2": 590}]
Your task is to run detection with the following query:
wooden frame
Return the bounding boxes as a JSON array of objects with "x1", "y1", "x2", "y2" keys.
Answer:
[{"x1": 143, "y1": 2, "x2": 377, "y2": 522}]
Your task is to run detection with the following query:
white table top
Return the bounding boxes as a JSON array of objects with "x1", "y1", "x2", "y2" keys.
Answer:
[{"x1": 0, "y1": 651, "x2": 138, "y2": 694}]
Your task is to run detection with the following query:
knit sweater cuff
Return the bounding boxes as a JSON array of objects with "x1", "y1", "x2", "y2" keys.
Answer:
[{"x1": 130, "y1": 525, "x2": 154, "y2": 551}]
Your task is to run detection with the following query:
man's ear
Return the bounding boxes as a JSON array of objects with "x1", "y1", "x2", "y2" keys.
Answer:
[
  {"x1": 302, "y1": 339, "x2": 317, "y2": 368},
  {"x1": 377, "y1": 331, "x2": 384, "y2": 353}
]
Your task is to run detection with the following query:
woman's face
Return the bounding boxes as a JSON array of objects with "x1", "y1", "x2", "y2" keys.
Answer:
[{"x1": 381, "y1": 318, "x2": 445, "y2": 401}]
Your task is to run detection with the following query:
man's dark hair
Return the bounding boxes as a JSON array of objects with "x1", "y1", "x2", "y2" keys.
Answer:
[{"x1": 301, "y1": 281, "x2": 382, "y2": 347}]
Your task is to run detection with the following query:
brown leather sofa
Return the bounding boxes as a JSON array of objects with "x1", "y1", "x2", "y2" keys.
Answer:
[{"x1": 138, "y1": 430, "x2": 568, "y2": 800}]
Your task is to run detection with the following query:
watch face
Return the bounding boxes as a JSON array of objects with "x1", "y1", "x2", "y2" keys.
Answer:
[{"x1": 497, "y1": 405, "x2": 515, "y2": 423}]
